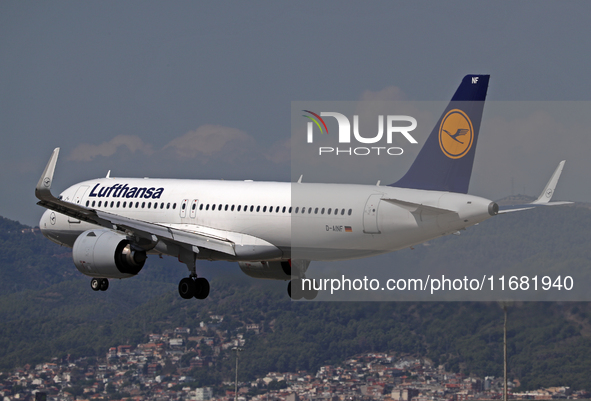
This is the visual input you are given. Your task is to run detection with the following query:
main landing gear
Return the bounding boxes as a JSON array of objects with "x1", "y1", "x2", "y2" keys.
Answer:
[
  {"x1": 178, "y1": 276, "x2": 210, "y2": 300},
  {"x1": 287, "y1": 278, "x2": 318, "y2": 300},
  {"x1": 177, "y1": 247, "x2": 210, "y2": 300},
  {"x1": 90, "y1": 278, "x2": 109, "y2": 292}
]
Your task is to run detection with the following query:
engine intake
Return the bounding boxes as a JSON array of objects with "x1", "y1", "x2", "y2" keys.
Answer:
[{"x1": 73, "y1": 229, "x2": 146, "y2": 278}]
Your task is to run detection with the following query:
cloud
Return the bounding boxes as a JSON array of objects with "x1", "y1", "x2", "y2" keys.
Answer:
[
  {"x1": 68, "y1": 135, "x2": 154, "y2": 162},
  {"x1": 163, "y1": 125, "x2": 254, "y2": 159},
  {"x1": 265, "y1": 138, "x2": 291, "y2": 164}
]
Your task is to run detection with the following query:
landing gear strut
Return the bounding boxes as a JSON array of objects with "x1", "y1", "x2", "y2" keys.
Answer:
[
  {"x1": 90, "y1": 278, "x2": 109, "y2": 292},
  {"x1": 178, "y1": 276, "x2": 210, "y2": 300}
]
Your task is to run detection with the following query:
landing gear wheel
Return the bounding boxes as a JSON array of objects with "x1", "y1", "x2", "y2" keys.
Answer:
[
  {"x1": 90, "y1": 278, "x2": 101, "y2": 292},
  {"x1": 99, "y1": 278, "x2": 109, "y2": 291},
  {"x1": 303, "y1": 280, "x2": 318, "y2": 300},
  {"x1": 289, "y1": 279, "x2": 303, "y2": 300},
  {"x1": 178, "y1": 277, "x2": 196, "y2": 299},
  {"x1": 194, "y1": 278, "x2": 210, "y2": 299}
]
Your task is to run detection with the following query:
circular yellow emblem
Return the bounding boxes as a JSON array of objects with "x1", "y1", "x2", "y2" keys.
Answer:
[{"x1": 438, "y1": 109, "x2": 473, "y2": 159}]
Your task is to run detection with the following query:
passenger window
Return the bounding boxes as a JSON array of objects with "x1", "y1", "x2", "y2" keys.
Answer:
[
  {"x1": 218, "y1": 204, "x2": 223, "y2": 211},
  {"x1": 182, "y1": 203, "x2": 186, "y2": 210},
  {"x1": 237, "y1": 205, "x2": 241, "y2": 211},
  {"x1": 123, "y1": 202, "x2": 127, "y2": 208},
  {"x1": 314, "y1": 208, "x2": 318, "y2": 214},
  {"x1": 161, "y1": 203, "x2": 164, "y2": 209},
  {"x1": 250, "y1": 206, "x2": 254, "y2": 212},
  {"x1": 117, "y1": 201, "x2": 120, "y2": 208},
  {"x1": 224, "y1": 204, "x2": 228, "y2": 211},
  {"x1": 173, "y1": 203, "x2": 176, "y2": 209},
  {"x1": 98, "y1": 201, "x2": 102, "y2": 207},
  {"x1": 308, "y1": 207, "x2": 312, "y2": 214},
  {"x1": 268, "y1": 206, "x2": 272, "y2": 212},
  {"x1": 142, "y1": 202, "x2": 146, "y2": 208},
  {"x1": 148, "y1": 202, "x2": 151, "y2": 208},
  {"x1": 192, "y1": 203, "x2": 196, "y2": 210},
  {"x1": 263, "y1": 206, "x2": 267, "y2": 212},
  {"x1": 212, "y1": 204, "x2": 216, "y2": 210},
  {"x1": 86, "y1": 200, "x2": 89, "y2": 207},
  {"x1": 206, "y1": 204, "x2": 210, "y2": 210},
  {"x1": 199, "y1": 204, "x2": 203, "y2": 210},
  {"x1": 289, "y1": 207, "x2": 292, "y2": 213},
  {"x1": 231, "y1": 205, "x2": 235, "y2": 211},
  {"x1": 256, "y1": 206, "x2": 260, "y2": 212},
  {"x1": 321, "y1": 208, "x2": 325, "y2": 214},
  {"x1": 327, "y1": 208, "x2": 331, "y2": 214},
  {"x1": 276, "y1": 206, "x2": 280, "y2": 213},
  {"x1": 92, "y1": 201, "x2": 96, "y2": 207},
  {"x1": 110, "y1": 201, "x2": 114, "y2": 208},
  {"x1": 283, "y1": 206, "x2": 286, "y2": 213},
  {"x1": 348, "y1": 209, "x2": 352, "y2": 215},
  {"x1": 167, "y1": 203, "x2": 171, "y2": 209},
  {"x1": 341, "y1": 209, "x2": 345, "y2": 215}
]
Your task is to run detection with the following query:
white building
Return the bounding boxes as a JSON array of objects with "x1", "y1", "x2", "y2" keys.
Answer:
[{"x1": 193, "y1": 387, "x2": 213, "y2": 401}]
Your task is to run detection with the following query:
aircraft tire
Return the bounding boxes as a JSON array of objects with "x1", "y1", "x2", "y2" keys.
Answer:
[
  {"x1": 178, "y1": 277, "x2": 196, "y2": 299},
  {"x1": 90, "y1": 278, "x2": 101, "y2": 291},
  {"x1": 303, "y1": 287, "x2": 318, "y2": 300},
  {"x1": 99, "y1": 278, "x2": 109, "y2": 291},
  {"x1": 289, "y1": 279, "x2": 303, "y2": 300},
  {"x1": 194, "y1": 277, "x2": 210, "y2": 300}
]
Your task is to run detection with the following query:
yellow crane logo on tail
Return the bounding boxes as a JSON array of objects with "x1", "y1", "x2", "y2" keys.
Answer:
[{"x1": 438, "y1": 109, "x2": 474, "y2": 159}]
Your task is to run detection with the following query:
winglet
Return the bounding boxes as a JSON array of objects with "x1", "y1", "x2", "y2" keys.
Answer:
[
  {"x1": 35, "y1": 148, "x2": 60, "y2": 201},
  {"x1": 531, "y1": 160, "x2": 565, "y2": 204}
]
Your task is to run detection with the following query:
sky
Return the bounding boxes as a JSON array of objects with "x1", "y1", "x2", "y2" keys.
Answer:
[{"x1": 2, "y1": 1, "x2": 591, "y2": 226}]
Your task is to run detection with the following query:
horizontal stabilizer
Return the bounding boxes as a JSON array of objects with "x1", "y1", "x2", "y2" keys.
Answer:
[
  {"x1": 383, "y1": 198, "x2": 455, "y2": 215},
  {"x1": 498, "y1": 161, "x2": 572, "y2": 214}
]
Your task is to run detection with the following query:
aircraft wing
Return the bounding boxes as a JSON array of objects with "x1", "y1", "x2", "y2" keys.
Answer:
[
  {"x1": 35, "y1": 148, "x2": 236, "y2": 256},
  {"x1": 498, "y1": 160, "x2": 573, "y2": 214}
]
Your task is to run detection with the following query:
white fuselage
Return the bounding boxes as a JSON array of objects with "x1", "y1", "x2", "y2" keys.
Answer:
[{"x1": 40, "y1": 177, "x2": 495, "y2": 262}]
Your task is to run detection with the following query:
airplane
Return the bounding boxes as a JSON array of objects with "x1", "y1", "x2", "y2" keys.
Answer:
[{"x1": 36, "y1": 75, "x2": 571, "y2": 300}]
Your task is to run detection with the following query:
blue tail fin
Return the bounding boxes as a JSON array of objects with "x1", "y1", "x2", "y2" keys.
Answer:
[{"x1": 390, "y1": 75, "x2": 489, "y2": 194}]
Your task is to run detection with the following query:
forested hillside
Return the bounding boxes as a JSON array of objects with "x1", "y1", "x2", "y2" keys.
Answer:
[{"x1": 1, "y1": 206, "x2": 591, "y2": 390}]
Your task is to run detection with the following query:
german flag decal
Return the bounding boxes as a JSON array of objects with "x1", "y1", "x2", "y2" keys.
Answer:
[{"x1": 345, "y1": 226, "x2": 352, "y2": 232}]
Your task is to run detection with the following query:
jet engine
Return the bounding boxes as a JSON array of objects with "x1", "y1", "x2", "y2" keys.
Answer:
[
  {"x1": 238, "y1": 261, "x2": 291, "y2": 280},
  {"x1": 72, "y1": 229, "x2": 147, "y2": 278}
]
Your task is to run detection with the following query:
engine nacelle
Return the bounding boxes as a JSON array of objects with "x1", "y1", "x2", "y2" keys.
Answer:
[
  {"x1": 73, "y1": 229, "x2": 147, "y2": 278},
  {"x1": 238, "y1": 261, "x2": 291, "y2": 281}
]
